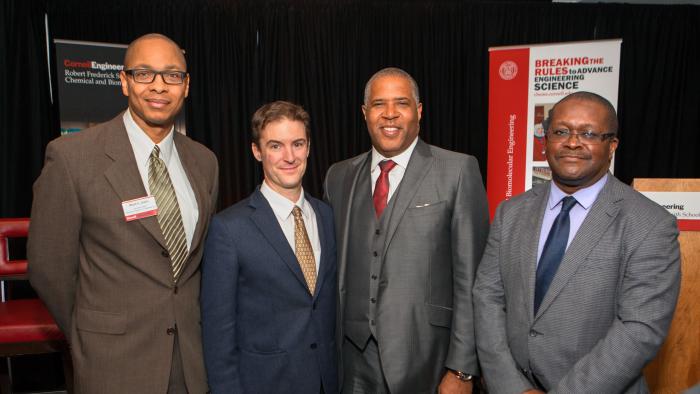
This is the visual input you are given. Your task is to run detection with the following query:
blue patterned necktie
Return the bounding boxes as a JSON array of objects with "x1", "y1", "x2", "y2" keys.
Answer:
[{"x1": 534, "y1": 196, "x2": 578, "y2": 314}]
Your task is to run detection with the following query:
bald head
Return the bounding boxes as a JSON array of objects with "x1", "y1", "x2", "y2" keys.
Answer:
[
  {"x1": 544, "y1": 91, "x2": 618, "y2": 135},
  {"x1": 123, "y1": 33, "x2": 186, "y2": 70}
]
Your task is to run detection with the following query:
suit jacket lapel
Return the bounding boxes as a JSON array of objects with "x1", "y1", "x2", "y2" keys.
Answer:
[
  {"x1": 249, "y1": 190, "x2": 310, "y2": 292},
  {"x1": 173, "y1": 133, "x2": 212, "y2": 281},
  {"x1": 308, "y1": 197, "x2": 329, "y2": 300},
  {"x1": 535, "y1": 175, "x2": 622, "y2": 320},
  {"x1": 103, "y1": 115, "x2": 167, "y2": 250},
  {"x1": 521, "y1": 184, "x2": 550, "y2": 322},
  {"x1": 383, "y1": 139, "x2": 433, "y2": 256},
  {"x1": 337, "y1": 152, "x2": 371, "y2": 303},
  {"x1": 173, "y1": 133, "x2": 209, "y2": 257}
]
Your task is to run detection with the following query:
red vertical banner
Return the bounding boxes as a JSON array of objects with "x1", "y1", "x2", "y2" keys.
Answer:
[{"x1": 487, "y1": 48, "x2": 530, "y2": 219}]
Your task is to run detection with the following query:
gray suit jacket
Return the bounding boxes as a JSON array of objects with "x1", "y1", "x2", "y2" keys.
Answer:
[
  {"x1": 473, "y1": 175, "x2": 681, "y2": 394},
  {"x1": 28, "y1": 113, "x2": 219, "y2": 393},
  {"x1": 324, "y1": 139, "x2": 489, "y2": 393}
]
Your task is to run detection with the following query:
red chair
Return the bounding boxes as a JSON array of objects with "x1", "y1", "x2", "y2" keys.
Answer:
[{"x1": 0, "y1": 218, "x2": 72, "y2": 393}]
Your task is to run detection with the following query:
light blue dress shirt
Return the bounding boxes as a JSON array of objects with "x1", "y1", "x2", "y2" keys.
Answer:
[{"x1": 536, "y1": 174, "x2": 609, "y2": 265}]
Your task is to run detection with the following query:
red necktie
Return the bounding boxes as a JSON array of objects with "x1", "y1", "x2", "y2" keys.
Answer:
[{"x1": 373, "y1": 160, "x2": 397, "y2": 218}]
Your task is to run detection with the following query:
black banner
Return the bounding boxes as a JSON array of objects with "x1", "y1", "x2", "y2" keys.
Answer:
[{"x1": 55, "y1": 39, "x2": 127, "y2": 133}]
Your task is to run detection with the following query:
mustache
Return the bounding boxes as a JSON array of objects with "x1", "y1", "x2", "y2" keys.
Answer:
[{"x1": 555, "y1": 150, "x2": 590, "y2": 160}]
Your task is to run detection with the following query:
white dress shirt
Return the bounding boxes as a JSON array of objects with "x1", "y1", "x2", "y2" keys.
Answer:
[
  {"x1": 370, "y1": 136, "x2": 419, "y2": 201},
  {"x1": 260, "y1": 181, "x2": 321, "y2": 272},
  {"x1": 123, "y1": 110, "x2": 199, "y2": 250}
]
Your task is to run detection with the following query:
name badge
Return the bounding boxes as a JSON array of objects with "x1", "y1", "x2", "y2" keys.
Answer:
[{"x1": 122, "y1": 196, "x2": 158, "y2": 222}]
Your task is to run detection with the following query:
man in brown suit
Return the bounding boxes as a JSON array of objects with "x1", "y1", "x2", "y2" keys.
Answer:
[{"x1": 27, "y1": 33, "x2": 218, "y2": 393}]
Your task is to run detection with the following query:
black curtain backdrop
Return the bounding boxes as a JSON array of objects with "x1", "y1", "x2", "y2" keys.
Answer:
[
  {"x1": 2, "y1": 0, "x2": 699, "y2": 217},
  {"x1": 0, "y1": 0, "x2": 698, "y2": 389}
]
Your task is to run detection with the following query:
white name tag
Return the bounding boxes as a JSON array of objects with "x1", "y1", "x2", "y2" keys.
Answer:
[{"x1": 122, "y1": 196, "x2": 158, "y2": 222}]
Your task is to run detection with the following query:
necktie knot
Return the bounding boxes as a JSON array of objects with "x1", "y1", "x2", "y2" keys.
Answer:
[
  {"x1": 292, "y1": 206, "x2": 303, "y2": 220},
  {"x1": 151, "y1": 145, "x2": 161, "y2": 159},
  {"x1": 560, "y1": 196, "x2": 577, "y2": 214},
  {"x1": 379, "y1": 160, "x2": 397, "y2": 174}
]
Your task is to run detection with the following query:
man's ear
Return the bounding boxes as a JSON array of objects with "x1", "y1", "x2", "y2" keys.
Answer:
[
  {"x1": 251, "y1": 142, "x2": 262, "y2": 162},
  {"x1": 119, "y1": 71, "x2": 129, "y2": 97}
]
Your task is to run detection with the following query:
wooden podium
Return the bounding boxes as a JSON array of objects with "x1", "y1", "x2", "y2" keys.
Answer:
[{"x1": 633, "y1": 179, "x2": 700, "y2": 394}]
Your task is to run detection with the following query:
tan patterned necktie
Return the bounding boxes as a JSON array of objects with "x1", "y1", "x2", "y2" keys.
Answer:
[
  {"x1": 149, "y1": 145, "x2": 189, "y2": 282},
  {"x1": 292, "y1": 206, "x2": 317, "y2": 294}
]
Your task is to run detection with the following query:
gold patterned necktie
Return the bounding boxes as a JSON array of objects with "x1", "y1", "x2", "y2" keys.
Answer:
[
  {"x1": 292, "y1": 206, "x2": 317, "y2": 294},
  {"x1": 148, "y1": 145, "x2": 189, "y2": 282}
]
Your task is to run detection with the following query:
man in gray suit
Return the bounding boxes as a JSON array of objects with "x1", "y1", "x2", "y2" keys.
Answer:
[
  {"x1": 28, "y1": 34, "x2": 218, "y2": 393},
  {"x1": 473, "y1": 91, "x2": 681, "y2": 393},
  {"x1": 324, "y1": 67, "x2": 489, "y2": 393}
]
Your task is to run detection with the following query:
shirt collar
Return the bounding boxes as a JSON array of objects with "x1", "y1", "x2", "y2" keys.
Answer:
[
  {"x1": 370, "y1": 136, "x2": 419, "y2": 173},
  {"x1": 260, "y1": 181, "x2": 311, "y2": 221},
  {"x1": 548, "y1": 173, "x2": 608, "y2": 211},
  {"x1": 123, "y1": 109, "x2": 175, "y2": 166}
]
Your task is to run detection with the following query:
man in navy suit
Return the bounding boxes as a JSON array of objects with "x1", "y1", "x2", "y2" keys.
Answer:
[{"x1": 201, "y1": 101, "x2": 338, "y2": 393}]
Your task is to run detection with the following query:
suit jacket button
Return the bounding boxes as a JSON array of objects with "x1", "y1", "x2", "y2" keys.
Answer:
[
  {"x1": 529, "y1": 330, "x2": 538, "y2": 337},
  {"x1": 310, "y1": 343, "x2": 317, "y2": 349},
  {"x1": 173, "y1": 285, "x2": 178, "y2": 294},
  {"x1": 371, "y1": 274, "x2": 377, "y2": 280},
  {"x1": 161, "y1": 250, "x2": 169, "y2": 258},
  {"x1": 370, "y1": 298, "x2": 376, "y2": 303},
  {"x1": 373, "y1": 251, "x2": 378, "y2": 257},
  {"x1": 166, "y1": 327, "x2": 177, "y2": 335}
]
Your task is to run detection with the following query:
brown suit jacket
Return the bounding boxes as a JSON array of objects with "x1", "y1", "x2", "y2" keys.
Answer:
[{"x1": 27, "y1": 113, "x2": 219, "y2": 393}]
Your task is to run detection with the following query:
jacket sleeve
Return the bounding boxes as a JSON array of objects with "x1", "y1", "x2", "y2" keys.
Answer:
[
  {"x1": 200, "y1": 215, "x2": 244, "y2": 393},
  {"x1": 473, "y1": 202, "x2": 535, "y2": 393},
  {"x1": 444, "y1": 156, "x2": 490, "y2": 376},
  {"x1": 27, "y1": 140, "x2": 81, "y2": 336}
]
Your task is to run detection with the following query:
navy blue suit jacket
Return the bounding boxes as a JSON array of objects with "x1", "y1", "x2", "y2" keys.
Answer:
[{"x1": 201, "y1": 189, "x2": 338, "y2": 394}]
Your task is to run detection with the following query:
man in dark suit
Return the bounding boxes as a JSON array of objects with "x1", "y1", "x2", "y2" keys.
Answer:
[
  {"x1": 28, "y1": 33, "x2": 218, "y2": 393},
  {"x1": 324, "y1": 67, "x2": 490, "y2": 394},
  {"x1": 473, "y1": 92, "x2": 681, "y2": 393},
  {"x1": 201, "y1": 101, "x2": 337, "y2": 394}
]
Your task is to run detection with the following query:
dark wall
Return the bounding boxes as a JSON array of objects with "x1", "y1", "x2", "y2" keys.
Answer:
[{"x1": 2, "y1": 0, "x2": 699, "y2": 217}]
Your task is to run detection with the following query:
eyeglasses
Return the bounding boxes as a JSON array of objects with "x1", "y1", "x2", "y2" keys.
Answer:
[
  {"x1": 124, "y1": 69, "x2": 187, "y2": 85},
  {"x1": 546, "y1": 129, "x2": 616, "y2": 145}
]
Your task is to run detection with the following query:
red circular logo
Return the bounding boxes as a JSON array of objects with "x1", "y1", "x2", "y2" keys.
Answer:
[{"x1": 499, "y1": 61, "x2": 518, "y2": 80}]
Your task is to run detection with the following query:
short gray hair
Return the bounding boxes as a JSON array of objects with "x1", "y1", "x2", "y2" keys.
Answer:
[{"x1": 364, "y1": 67, "x2": 420, "y2": 105}]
